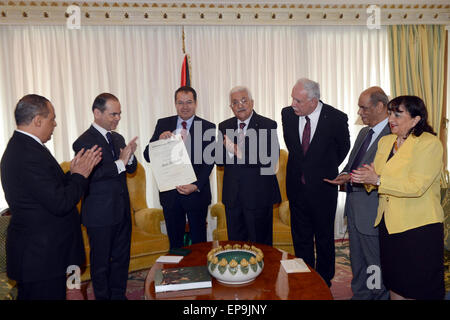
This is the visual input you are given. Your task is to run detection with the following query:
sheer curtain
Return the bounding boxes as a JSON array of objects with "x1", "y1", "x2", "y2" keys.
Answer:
[{"x1": 0, "y1": 25, "x2": 390, "y2": 239}]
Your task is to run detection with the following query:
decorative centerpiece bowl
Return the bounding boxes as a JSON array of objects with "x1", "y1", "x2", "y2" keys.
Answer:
[{"x1": 207, "y1": 244, "x2": 264, "y2": 285}]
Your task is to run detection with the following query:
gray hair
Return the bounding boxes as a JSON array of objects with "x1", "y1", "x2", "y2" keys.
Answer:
[
  {"x1": 295, "y1": 78, "x2": 320, "y2": 100},
  {"x1": 229, "y1": 86, "x2": 253, "y2": 102},
  {"x1": 14, "y1": 94, "x2": 50, "y2": 126},
  {"x1": 369, "y1": 89, "x2": 389, "y2": 108}
]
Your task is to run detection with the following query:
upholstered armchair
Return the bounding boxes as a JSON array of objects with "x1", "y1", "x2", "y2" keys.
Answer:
[
  {"x1": 441, "y1": 171, "x2": 450, "y2": 252},
  {"x1": 60, "y1": 161, "x2": 169, "y2": 281},
  {"x1": 210, "y1": 149, "x2": 294, "y2": 254},
  {"x1": 0, "y1": 209, "x2": 17, "y2": 300}
]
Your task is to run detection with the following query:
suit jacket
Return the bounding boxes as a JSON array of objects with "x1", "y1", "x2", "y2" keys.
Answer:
[
  {"x1": 218, "y1": 112, "x2": 281, "y2": 209},
  {"x1": 73, "y1": 126, "x2": 137, "y2": 227},
  {"x1": 0, "y1": 131, "x2": 86, "y2": 282},
  {"x1": 143, "y1": 115, "x2": 216, "y2": 210},
  {"x1": 282, "y1": 102, "x2": 350, "y2": 201},
  {"x1": 369, "y1": 132, "x2": 444, "y2": 234},
  {"x1": 342, "y1": 123, "x2": 390, "y2": 235}
]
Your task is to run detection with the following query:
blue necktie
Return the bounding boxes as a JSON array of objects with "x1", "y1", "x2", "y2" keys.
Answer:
[{"x1": 106, "y1": 132, "x2": 117, "y2": 160}]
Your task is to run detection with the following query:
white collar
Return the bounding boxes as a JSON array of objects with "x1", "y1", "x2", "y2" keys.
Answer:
[
  {"x1": 371, "y1": 117, "x2": 389, "y2": 135},
  {"x1": 16, "y1": 129, "x2": 44, "y2": 146},
  {"x1": 237, "y1": 111, "x2": 254, "y2": 127},
  {"x1": 177, "y1": 115, "x2": 195, "y2": 127},
  {"x1": 92, "y1": 122, "x2": 111, "y2": 142},
  {"x1": 302, "y1": 101, "x2": 323, "y2": 121}
]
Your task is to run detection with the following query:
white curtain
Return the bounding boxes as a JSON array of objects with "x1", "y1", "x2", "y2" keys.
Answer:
[
  {"x1": 0, "y1": 25, "x2": 184, "y2": 211},
  {"x1": 0, "y1": 25, "x2": 390, "y2": 239}
]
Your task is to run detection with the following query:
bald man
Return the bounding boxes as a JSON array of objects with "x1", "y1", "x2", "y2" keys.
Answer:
[{"x1": 325, "y1": 87, "x2": 390, "y2": 299}]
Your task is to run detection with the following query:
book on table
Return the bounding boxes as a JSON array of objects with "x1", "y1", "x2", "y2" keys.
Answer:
[{"x1": 154, "y1": 265, "x2": 212, "y2": 293}]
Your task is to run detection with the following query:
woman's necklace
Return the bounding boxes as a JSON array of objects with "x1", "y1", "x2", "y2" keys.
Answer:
[{"x1": 394, "y1": 136, "x2": 406, "y2": 152}]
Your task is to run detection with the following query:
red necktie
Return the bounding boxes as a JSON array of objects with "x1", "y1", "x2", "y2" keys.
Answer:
[
  {"x1": 301, "y1": 116, "x2": 311, "y2": 155},
  {"x1": 301, "y1": 116, "x2": 310, "y2": 184},
  {"x1": 181, "y1": 121, "x2": 188, "y2": 141}
]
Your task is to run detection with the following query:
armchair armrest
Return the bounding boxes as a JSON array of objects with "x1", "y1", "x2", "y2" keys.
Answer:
[
  {"x1": 210, "y1": 202, "x2": 226, "y2": 230},
  {"x1": 134, "y1": 208, "x2": 165, "y2": 235},
  {"x1": 211, "y1": 202, "x2": 228, "y2": 241},
  {"x1": 278, "y1": 200, "x2": 291, "y2": 227}
]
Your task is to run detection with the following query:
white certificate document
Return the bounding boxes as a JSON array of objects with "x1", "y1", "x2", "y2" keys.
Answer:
[
  {"x1": 148, "y1": 135, "x2": 197, "y2": 192},
  {"x1": 280, "y1": 258, "x2": 310, "y2": 273}
]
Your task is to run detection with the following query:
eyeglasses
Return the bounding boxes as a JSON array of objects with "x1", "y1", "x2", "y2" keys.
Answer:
[
  {"x1": 231, "y1": 98, "x2": 250, "y2": 108},
  {"x1": 176, "y1": 100, "x2": 194, "y2": 106}
]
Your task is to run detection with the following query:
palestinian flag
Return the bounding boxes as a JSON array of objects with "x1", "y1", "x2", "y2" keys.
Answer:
[{"x1": 181, "y1": 54, "x2": 191, "y2": 87}]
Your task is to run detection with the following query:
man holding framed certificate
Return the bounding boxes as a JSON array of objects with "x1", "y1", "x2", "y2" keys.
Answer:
[{"x1": 143, "y1": 86, "x2": 216, "y2": 249}]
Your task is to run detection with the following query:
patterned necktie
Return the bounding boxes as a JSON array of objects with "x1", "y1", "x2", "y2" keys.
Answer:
[
  {"x1": 350, "y1": 129, "x2": 374, "y2": 171},
  {"x1": 301, "y1": 116, "x2": 311, "y2": 155},
  {"x1": 106, "y1": 131, "x2": 117, "y2": 160},
  {"x1": 347, "y1": 129, "x2": 374, "y2": 192},
  {"x1": 181, "y1": 121, "x2": 188, "y2": 141}
]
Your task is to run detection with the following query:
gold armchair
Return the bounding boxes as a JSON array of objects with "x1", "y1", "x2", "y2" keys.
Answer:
[
  {"x1": 210, "y1": 149, "x2": 294, "y2": 254},
  {"x1": 60, "y1": 162, "x2": 169, "y2": 281},
  {"x1": 0, "y1": 209, "x2": 17, "y2": 300}
]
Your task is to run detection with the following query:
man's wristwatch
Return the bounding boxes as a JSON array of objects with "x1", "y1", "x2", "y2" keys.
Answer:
[{"x1": 376, "y1": 175, "x2": 381, "y2": 186}]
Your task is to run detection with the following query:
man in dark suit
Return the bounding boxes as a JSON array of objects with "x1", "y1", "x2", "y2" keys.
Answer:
[
  {"x1": 143, "y1": 86, "x2": 215, "y2": 249},
  {"x1": 282, "y1": 78, "x2": 350, "y2": 287},
  {"x1": 73, "y1": 93, "x2": 138, "y2": 300},
  {"x1": 0, "y1": 94, "x2": 101, "y2": 300},
  {"x1": 324, "y1": 87, "x2": 390, "y2": 299},
  {"x1": 218, "y1": 86, "x2": 281, "y2": 246}
]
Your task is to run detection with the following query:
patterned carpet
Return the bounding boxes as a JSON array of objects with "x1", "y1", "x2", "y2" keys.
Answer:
[
  {"x1": 445, "y1": 249, "x2": 450, "y2": 294},
  {"x1": 66, "y1": 240, "x2": 450, "y2": 300},
  {"x1": 330, "y1": 240, "x2": 353, "y2": 300}
]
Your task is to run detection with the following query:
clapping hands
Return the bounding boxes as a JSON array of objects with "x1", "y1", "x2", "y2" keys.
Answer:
[
  {"x1": 71, "y1": 145, "x2": 102, "y2": 178},
  {"x1": 119, "y1": 136, "x2": 138, "y2": 165},
  {"x1": 350, "y1": 163, "x2": 379, "y2": 185}
]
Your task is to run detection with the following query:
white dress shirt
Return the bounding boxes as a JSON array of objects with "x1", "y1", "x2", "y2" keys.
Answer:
[
  {"x1": 368, "y1": 117, "x2": 389, "y2": 149},
  {"x1": 298, "y1": 101, "x2": 323, "y2": 144},
  {"x1": 236, "y1": 111, "x2": 253, "y2": 135},
  {"x1": 175, "y1": 115, "x2": 195, "y2": 134}
]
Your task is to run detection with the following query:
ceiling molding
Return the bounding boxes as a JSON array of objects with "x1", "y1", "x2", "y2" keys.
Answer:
[{"x1": 0, "y1": 2, "x2": 449, "y2": 26}]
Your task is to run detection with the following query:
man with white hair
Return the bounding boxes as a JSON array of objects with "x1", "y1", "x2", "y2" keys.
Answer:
[
  {"x1": 281, "y1": 78, "x2": 350, "y2": 287},
  {"x1": 218, "y1": 86, "x2": 281, "y2": 245}
]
